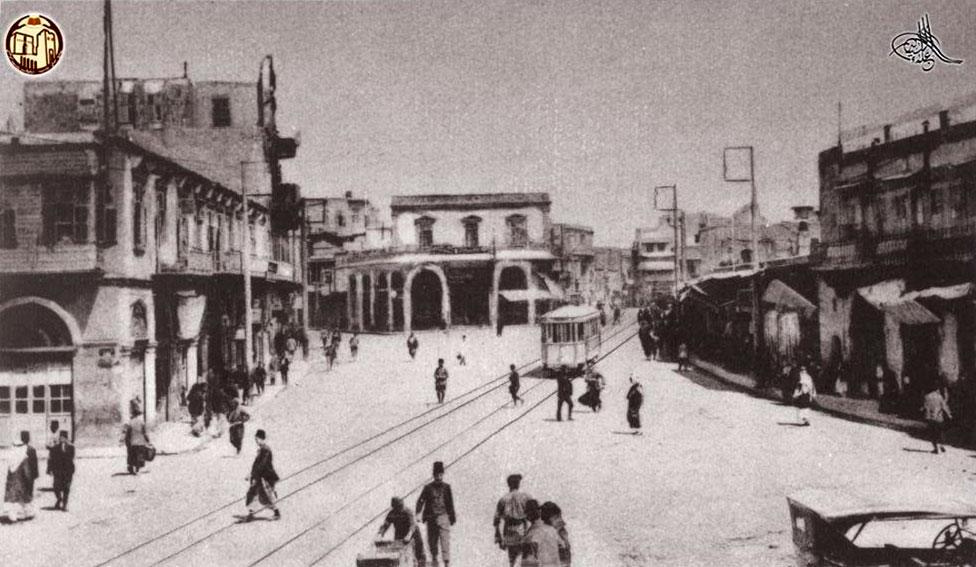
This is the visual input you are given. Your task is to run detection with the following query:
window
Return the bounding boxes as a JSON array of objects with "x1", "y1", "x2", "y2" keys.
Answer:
[
  {"x1": 15, "y1": 386, "x2": 27, "y2": 414},
  {"x1": 415, "y1": 216, "x2": 435, "y2": 248},
  {"x1": 352, "y1": 213, "x2": 360, "y2": 226},
  {"x1": 337, "y1": 212, "x2": 345, "y2": 227},
  {"x1": 194, "y1": 211, "x2": 204, "y2": 250},
  {"x1": 506, "y1": 214, "x2": 528, "y2": 247},
  {"x1": 155, "y1": 188, "x2": 167, "y2": 244},
  {"x1": 0, "y1": 207, "x2": 16, "y2": 249},
  {"x1": 50, "y1": 385, "x2": 72, "y2": 413},
  {"x1": 207, "y1": 212, "x2": 216, "y2": 252},
  {"x1": 0, "y1": 386, "x2": 9, "y2": 414},
  {"x1": 147, "y1": 94, "x2": 162, "y2": 123},
  {"x1": 930, "y1": 190, "x2": 943, "y2": 215},
  {"x1": 133, "y1": 184, "x2": 146, "y2": 252},
  {"x1": 462, "y1": 216, "x2": 481, "y2": 248},
  {"x1": 131, "y1": 302, "x2": 148, "y2": 340},
  {"x1": 32, "y1": 385, "x2": 45, "y2": 413},
  {"x1": 211, "y1": 96, "x2": 231, "y2": 127},
  {"x1": 44, "y1": 182, "x2": 90, "y2": 245}
]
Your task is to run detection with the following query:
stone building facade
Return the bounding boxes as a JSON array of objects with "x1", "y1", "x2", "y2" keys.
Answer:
[
  {"x1": 549, "y1": 223, "x2": 594, "y2": 304},
  {"x1": 336, "y1": 193, "x2": 560, "y2": 332},
  {"x1": 813, "y1": 94, "x2": 976, "y2": 397}
]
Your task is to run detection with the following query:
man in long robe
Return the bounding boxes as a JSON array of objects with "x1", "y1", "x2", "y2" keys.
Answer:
[
  {"x1": 3, "y1": 431, "x2": 38, "y2": 522},
  {"x1": 245, "y1": 429, "x2": 280, "y2": 521}
]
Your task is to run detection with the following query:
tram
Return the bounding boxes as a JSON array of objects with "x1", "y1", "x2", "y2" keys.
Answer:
[{"x1": 540, "y1": 305, "x2": 602, "y2": 377}]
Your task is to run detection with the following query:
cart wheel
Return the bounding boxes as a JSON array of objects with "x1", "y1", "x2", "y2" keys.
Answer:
[{"x1": 934, "y1": 522, "x2": 964, "y2": 550}]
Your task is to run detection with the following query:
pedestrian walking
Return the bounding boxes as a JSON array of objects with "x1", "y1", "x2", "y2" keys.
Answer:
[
  {"x1": 676, "y1": 342, "x2": 690, "y2": 371},
  {"x1": 45, "y1": 420, "x2": 61, "y2": 450},
  {"x1": 494, "y1": 473, "x2": 532, "y2": 567},
  {"x1": 626, "y1": 375, "x2": 644, "y2": 435},
  {"x1": 268, "y1": 356, "x2": 278, "y2": 386},
  {"x1": 579, "y1": 363, "x2": 605, "y2": 412},
  {"x1": 520, "y1": 499, "x2": 561, "y2": 567},
  {"x1": 541, "y1": 501, "x2": 571, "y2": 567},
  {"x1": 326, "y1": 342, "x2": 338, "y2": 370},
  {"x1": 792, "y1": 366, "x2": 816, "y2": 426},
  {"x1": 245, "y1": 429, "x2": 280, "y2": 521},
  {"x1": 331, "y1": 328, "x2": 342, "y2": 350},
  {"x1": 227, "y1": 399, "x2": 251, "y2": 455},
  {"x1": 923, "y1": 387, "x2": 952, "y2": 454},
  {"x1": 188, "y1": 382, "x2": 208, "y2": 436},
  {"x1": 350, "y1": 332, "x2": 360, "y2": 361},
  {"x1": 47, "y1": 431, "x2": 74, "y2": 511},
  {"x1": 377, "y1": 496, "x2": 427, "y2": 566},
  {"x1": 456, "y1": 334, "x2": 467, "y2": 366},
  {"x1": 434, "y1": 359, "x2": 449, "y2": 404},
  {"x1": 252, "y1": 363, "x2": 267, "y2": 396},
  {"x1": 556, "y1": 370, "x2": 574, "y2": 422},
  {"x1": 407, "y1": 332, "x2": 420, "y2": 360},
  {"x1": 122, "y1": 406, "x2": 151, "y2": 475},
  {"x1": 2, "y1": 431, "x2": 38, "y2": 522},
  {"x1": 612, "y1": 303, "x2": 621, "y2": 326},
  {"x1": 508, "y1": 364, "x2": 524, "y2": 406},
  {"x1": 235, "y1": 365, "x2": 251, "y2": 405},
  {"x1": 279, "y1": 356, "x2": 290, "y2": 386},
  {"x1": 638, "y1": 323, "x2": 653, "y2": 360},
  {"x1": 416, "y1": 461, "x2": 456, "y2": 567}
]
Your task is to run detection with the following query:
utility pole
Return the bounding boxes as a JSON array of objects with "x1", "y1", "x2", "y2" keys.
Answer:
[
  {"x1": 241, "y1": 162, "x2": 254, "y2": 374},
  {"x1": 300, "y1": 202, "x2": 310, "y2": 342},
  {"x1": 653, "y1": 185, "x2": 681, "y2": 296},
  {"x1": 724, "y1": 146, "x2": 761, "y2": 365}
]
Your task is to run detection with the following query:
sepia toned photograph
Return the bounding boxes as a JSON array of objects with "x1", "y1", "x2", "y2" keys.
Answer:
[{"x1": 1, "y1": 1, "x2": 975, "y2": 565}]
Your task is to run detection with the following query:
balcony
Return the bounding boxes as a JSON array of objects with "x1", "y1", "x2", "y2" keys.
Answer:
[
  {"x1": 815, "y1": 219, "x2": 976, "y2": 270},
  {"x1": 336, "y1": 241, "x2": 551, "y2": 267},
  {"x1": 0, "y1": 243, "x2": 100, "y2": 274},
  {"x1": 160, "y1": 250, "x2": 217, "y2": 275}
]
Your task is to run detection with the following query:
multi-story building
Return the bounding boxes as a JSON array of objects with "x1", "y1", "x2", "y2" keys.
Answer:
[
  {"x1": 549, "y1": 223, "x2": 594, "y2": 304},
  {"x1": 631, "y1": 214, "x2": 679, "y2": 302},
  {"x1": 814, "y1": 93, "x2": 976, "y2": 397},
  {"x1": 336, "y1": 193, "x2": 561, "y2": 332},
  {"x1": 0, "y1": 73, "x2": 300, "y2": 447},
  {"x1": 304, "y1": 192, "x2": 384, "y2": 329}
]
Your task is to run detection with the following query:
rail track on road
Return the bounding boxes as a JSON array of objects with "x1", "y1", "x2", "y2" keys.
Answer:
[{"x1": 91, "y1": 318, "x2": 639, "y2": 567}]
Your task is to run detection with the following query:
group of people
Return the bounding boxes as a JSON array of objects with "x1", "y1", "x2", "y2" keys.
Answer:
[
  {"x1": 375, "y1": 463, "x2": 572, "y2": 567},
  {"x1": 2, "y1": 424, "x2": 75, "y2": 522}
]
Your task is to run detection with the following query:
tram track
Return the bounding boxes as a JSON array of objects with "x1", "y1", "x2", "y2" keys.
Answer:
[{"x1": 92, "y1": 319, "x2": 638, "y2": 567}]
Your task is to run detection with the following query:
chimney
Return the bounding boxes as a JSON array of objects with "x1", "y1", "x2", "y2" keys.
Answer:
[
  {"x1": 182, "y1": 61, "x2": 188, "y2": 79},
  {"x1": 883, "y1": 124, "x2": 891, "y2": 143},
  {"x1": 922, "y1": 119, "x2": 930, "y2": 134},
  {"x1": 939, "y1": 110, "x2": 950, "y2": 131},
  {"x1": 345, "y1": 191, "x2": 353, "y2": 199}
]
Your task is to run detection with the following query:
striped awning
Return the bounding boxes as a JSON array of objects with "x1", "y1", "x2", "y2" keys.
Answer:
[
  {"x1": 880, "y1": 298, "x2": 940, "y2": 326},
  {"x1": 762, "y1": 279, "x2": 816, "y2": 316}
]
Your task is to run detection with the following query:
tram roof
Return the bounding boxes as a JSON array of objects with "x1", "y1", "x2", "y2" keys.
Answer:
[{"x1": 540, "y1": 305, "x2": 601, "y2": 321}]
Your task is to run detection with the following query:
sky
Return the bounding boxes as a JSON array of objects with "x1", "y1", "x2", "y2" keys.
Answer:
[{"x1": 2, "y1": 0, "x2": 976, "y2": 247}]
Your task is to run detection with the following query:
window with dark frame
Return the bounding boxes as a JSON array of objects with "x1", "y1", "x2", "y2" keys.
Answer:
[
  {"x1": 462, "y1": 216, "x2": 480, "y2": 248},
  {"x1": 0, "y1": 207, "x2": 16, "y2": 249},
  {"x1": 44, "y1": 182, "x2": 90, "y2": 245},
  {"x1": 211, "y1": 96, "x2": 231, "y2": 127},
  {"x1": 506, "y1": 214, "x2": 528, "y2": 247},
  {"x1": 133, "y1": 184, "x2": 146, "y2": 252},
  {"x1": 97, "y1": 181, "x2": 117, "y2": 245},
  {"x1": 416, "y1": 217, "x2": 435, "y2": 248}
]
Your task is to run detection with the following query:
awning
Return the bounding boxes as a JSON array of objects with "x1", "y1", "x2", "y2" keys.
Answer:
[
  {"x1": 857, "y1": 280, "x2": 904, "y2": 309},
  {"x1": 904, "y1": 283, "x2": 974, "y2": 302},
  {"x1": 176, "y1": 293, "x2": 207, "y2": 340},
  {"x1": 880, "y1": 298, "x2": 940, "y2": 326},
  {"x1": 535, "y1": 272, "x2": 565, "y2": 300},
  {"x1": 762, "y1": 279, "x2": 816, "y2": 316}
]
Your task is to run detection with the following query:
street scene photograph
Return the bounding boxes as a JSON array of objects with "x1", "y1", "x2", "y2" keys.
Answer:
[{"x1": 2, "y1": 1, "x2": 976, "y2": 565}]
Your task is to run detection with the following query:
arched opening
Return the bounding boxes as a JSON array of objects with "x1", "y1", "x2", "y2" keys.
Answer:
[
  {"x1": 499, "y1": 266, "x2": 528, "y2": 325},
  {"x1": 411, "y1": 269, "x2": 444, "y2": 330},
  {"x1": 392, "y1": 272, "x2": 405, "y2": 331},
  {"x1": 375, "y1": 273, "x2": 389, "y2": 331},
  {"x1": 0, "y1": 300, "x2": 76, "y2": 446}
]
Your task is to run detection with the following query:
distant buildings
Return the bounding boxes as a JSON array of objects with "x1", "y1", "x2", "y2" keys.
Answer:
[
  {"x1": 549, "y1": 223, "x2": 594, "y2": 304},
  {"x1": 336, "y1": 193, "x2": 561, "y2": 332},
  {"x1": 631, "y1": 214, "x2": 680, "y2": 303}
]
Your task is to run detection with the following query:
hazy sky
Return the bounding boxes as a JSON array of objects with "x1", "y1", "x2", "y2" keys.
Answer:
[{"x1": 3, "y1": 1, "x2": 975, "y2": 246}]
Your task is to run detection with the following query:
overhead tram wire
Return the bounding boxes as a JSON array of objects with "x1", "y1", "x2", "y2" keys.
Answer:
[
  {"x1": 147, "y1": 320, "x2": 639, "y2": 567},
  {"x1": 95, "y1": 317, "x2": 638, "y2": 567},
  {"x1": 305, "y1": 326, "x2": 640, "y2": 566}
]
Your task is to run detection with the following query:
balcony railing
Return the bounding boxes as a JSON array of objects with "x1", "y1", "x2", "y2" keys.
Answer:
[
  {"x1": 336, "y1": 241, "x2": 550, "y2": 267},
  {"x1": 816, "y1": 219, "x2": 976, "y2": 268},
  {"x1": 161, "y1": 250, "x2": 298, "y2": 283},
  {"x1": 0, "y1": 243, "x2": 100, "y2": 274}
]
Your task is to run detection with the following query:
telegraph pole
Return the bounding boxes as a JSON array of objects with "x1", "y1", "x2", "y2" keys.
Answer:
[
  {"x1": 241, "y1": 162, "x2": 254, "y2": 374},
  {"x1": 724, "y1": 146, "x2": 761, "y2": 364}
]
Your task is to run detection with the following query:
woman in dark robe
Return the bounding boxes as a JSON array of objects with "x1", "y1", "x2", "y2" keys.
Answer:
[
  {"x1": 638, "y1": 322, "x2": 654, "y2": 360},
  {"x1": 626, "y1": 375, "x2": 644, "y2": 435}
]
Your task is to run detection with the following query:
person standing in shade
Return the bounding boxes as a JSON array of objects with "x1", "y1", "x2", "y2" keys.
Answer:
[
  {"x1": 556, "y1": 370, "x2": 574, "y2": 422},
  {"x1": 494, "y1": 473, "x2": 532, "y2": 567},
  {"x1": 245, "y1": 429, "x2": 280, "y2": 521},
  {"x1": 508, "y1": 364, "x2": 524, "y2": 406},
  {"x1": 626, "y1": 375, "x2": 644, "y2": 435},
  {"x1": 350, "y1": 332, "x2": 360, "y2": 361},
  {"x1": 434, "y1": 359, "x2": 449, "y2": 404},
  {"x1": 923, "y1": 387, "x2": 952, "y2": 454},
  {"x1": 541, "y1": 501, "x2": 571, "y2": 567},
  {"x1": 676, "y1": 342, "x2": 690, "y2": 371},
  {"x1": 416, "y1": 461, "x2": 456, "y2": 567},
  {"x1": 279, "y1": 355, "x2": 290, "y2": 386},
  {"x1": 227, "y1": 398, "x2": 251, "y2": 455},
  {"x1": 47, "y1": 431, "x2": 74, "y2": 511},
  {"x1": 377, "y1": 496, "x2": 426, "y2": 566},
  {"x1": 252, "y1": 363, "x2": 267, "y2": 396},
  {"x1": 122, "y1": 407, "x2": 151, "y2": 475},
  {"x1": 326, "y1": 341, "x2": 338, "y2": 370},
  {"x1": 521, "y1": 499, "x2": 561, "y2": 567},
  {"x1": 3, "y1": 431, "x2": 39, "y2": 522},
  {"x1": 407, "y1": 332, "x2": 420, "y2": 361}
]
